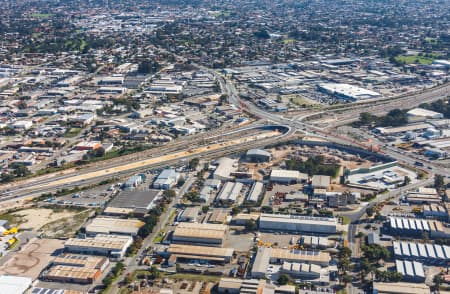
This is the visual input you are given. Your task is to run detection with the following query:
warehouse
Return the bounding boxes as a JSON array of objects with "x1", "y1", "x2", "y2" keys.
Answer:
[
  {"x1": 387, "y1": 217, "x2": 430, "y2": 237},
  {"x1": 178, "y1": 206, "x2": 200, "y2": 222},
  {"x1": 259, "y1": 214, "x2": 337, "y2": 234},
  {"x1": 246, "y1": 182, "x2": 263, "y2": 203},
  {"x1": 153, "y1": 169, "x2": 180, "y2": 190},
  {"x1": 392, "y1": 241, "x2": 450, "y2": 265},
  {"x1": 373, "y1": 282, "x2": 430, "y2": 294},
  {"x1": 280, "y1": 261, "x2": 322, "y2": 280},
  {"x1": 318, "y1": 83, "x2": 382, "y2": 101},
  {"x1": 311, "y1": 175, "x2": 331, "y2": 189},
  {"x1": 406, "y1": 187, "x2": 441, "y2": 204},
  {"x1": 251, "y1": 247, "x2": 272, "y2": 278},
  {"x1": 85, "y1": 217, "x2": 144, "y2": 236},
  {"x1": 108, "y1": 189, "x2": 162, "y2": 216},
  {"x1": 270, "y1": 248, "x2": 330, "y2": 266},
  {"x1": 395, "y1": 260, "x2": 425, "y2": 282},
  {"x1": 423, "y1": 204, "x2": 448, "y2": 220},
  {"x1": 407, "y1": 108, "x2": 443, "y2": 120},
  {"x1": 0, "y1": 275, "x2": 32, "y2": 294},
  {"x1": 300, "y1": 236, "x2": 330, "y2": 249},
  {"x1": 270, "y1": 169, "x2": 308, "y2": 184},
  {"x1": 64, "y1": 234, "x2": 133, "y2": 259},
  {"x1": 245, "y1": 149, "x2": 272, "y2": 162},
  {"x1": 43, "y1": 265, "x2": 101, "y2": 284},
  {"x1": 167, "y1": 244, "x2": 234, "y2": 264},
  {"x1": 216, "y1": 182, "x2": 243, "y2": 204},
  {"x1": 213, "y1": 157, "x2": 237, "y2": 181},
  {"x1": 172, "y1": 222, "x2": 228, "y2": 246}
]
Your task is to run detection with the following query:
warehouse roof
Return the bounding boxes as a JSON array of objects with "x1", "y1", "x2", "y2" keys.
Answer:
[
  {"x1": 247, "y1": 182, "x2": 263, "y2": 202},
  {"x1": 270, "y1": 169, "x2": 308, "y2": 180},
  {"x1": 173, "y1": 222, "x2": 228, "y2": 240},
  {"x1": 260, "y1": 214, "x2": 337, "y2": 226},
  {"x1": 85, "y1": 217, "x2": 144, "y2": 235},
  {"x1": 281, "y1": 261, "x2": 321, "y2": 275},
  {"x1": 271, "y1": 248, "x2": 330, "y2": 264},
  {"x1": 65, "y1": 234, "x2": 132, "y2": 250},
  {"x1": 311, "y1": 175, "x2": 331, "y2": 188},
  {"x1": 393, "y1": 241, "x2": 450, "y2": 261},
  {"x1": 373, "y1": 282, "x2": 430, "y2": 294},
  {"x1": 168, "y1": 244, "x2": 234, "y2": 257},
  {"x1": 45, "y1": 265, "x2": 98, "y2": 280},
  {"x1": 108, "y1": 190, "x2": 161, "y2": 210},
  {"x1": 53, "y1": 254, "x2": 107, "y2": 269},
  {"x1": 213, "y1": 157, "x2": 237, "y2": 180},
  {"x1": 246, "y1": 149, "x2": 271, "y2": 158},
  {"x1": 396, "y1": 260, "x2": 425, "y2": 279},
  {"x1": 407, "y1": 108, "x2": 443, "y2": 118},
  {"x1": 217, "y1": 182, "x2": 243, "y2": 202},
  {"x1": 252, "y1": 247, "x2": 271, "y2": 276},
  {"x1": 0, "y1": 275, "x2": 32, "y2": 294}
]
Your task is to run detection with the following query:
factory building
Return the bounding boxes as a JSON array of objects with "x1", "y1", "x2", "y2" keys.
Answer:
[
  {"x1": 216, "y1": 182, "x2": 243, "y2": 204},
  {"x1": 213, "y1": 157, "x2": 237, "y2": 181},
  {"x1": 245, "y1": 149, "x2": 272, "y2": 162},
  {"x1": 177, "y1": 206, "x2": 200, "y2": 222},
  {"x1": 246, "y1": 182, "x2": 263, "y2": 203},
  {"x1": 43, "y1": 254, "x2": 109, "y2": 284},
  {"x1": 311, "y1": 175, "x2": 331, "y2": 189},
  {"x1": 392, "y1": 241, "x2": 450, "y2": 265},
  {"x1": 107, "y1": 189, "x2": 162, "y2": 216},
  {"x1": 406, "y1": 187, "x2": 441, "y2": 204},
  {"x1": 318, "y1": 83, "x2": 382, "y2": 101},
  {"x1": 84, "y1": 217, "x2": 144, "y2": 236},
  {"x1": 280, "y1": 261, "x2": 322, "y2": 280},
  {"x1": 172, "y1": 222, "x2": 228, "y2": 247},
  {"x1": 167, "y1": 244, "x2": 234, "y2": 264},
  {"x1": 300, "y1": 236, "x2": 330, "y2": 249},
  {"x1": 153, "y1": 169, "x2": 180, "y2": 190},
  {"x1": 423, "y1": 204, "x2": 448, "y2": 220},
  {"x1": 270, "y1": 170, "x2": 308, "y2": 184},
  {"x1": 387, "y1": 217, "x2": 430, "y2": 237},
  {"x1": 259, "y1": 214, "x2": 337, "y2": 234},
  {"x1": 395, "y1": 260, "x2": 425, "y2": 283},
  {"x1": 251, "y1": 246, "x2": 330, "y2": 278},
  {"x1": 372, "y1": 282, "x2": 430, "y2": 294},
  {"x1": 64, "y1": 234, "x2": 133, "y2": 259}
]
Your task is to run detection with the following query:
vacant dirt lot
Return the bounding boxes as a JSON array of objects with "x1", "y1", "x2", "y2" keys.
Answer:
[
  {"x1": 10, "y1": 208, "x2": 85, "y2": 231},
  {"x1": 0, "y1": 238, "x2": 64, "y2": 279}
]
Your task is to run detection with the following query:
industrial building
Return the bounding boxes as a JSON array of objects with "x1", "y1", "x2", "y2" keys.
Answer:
[
  {"x1": 259, "y1": 214, "x2": 337, "y2": 234},
  {"x1": 300, "y1": 236, "x2": 330, "y2": 249},
  {"x1": 252, "y1": 246, "x2": 330, "y2": 278},
  {"x1": 318, "y1": 83, "x2": 382, "y2": 101},
  {"x1": 270, "y1": 169, "x2": 308, "y2": 184},
  {"x1": 213, "y1": 157, "x2": 237, "y2": 181},
  {"x1": 280, "y1": 261, "x2": 322, "y2": 280},
  {"x1": 44, "y1": 254, "x2": 109, "y2": 284},
  {"x1": 407, "y1": 108, "x2": 443, "y2": 120},
  {"x1": 392, "y1": 241, "x2": 450, "y2": 265},
  {"x1": 107, "y1": 189, "x2": 162, "y2": 216},
  {"x1": 395, "y1": 260, "x2": 425, "y2": 283},
  {"x1": 0, "y1": 275, "x2": 32, "y2": 294},
  {"x1": 64, "y1": 234, "x2": 133, "y2": 259},
  {"x1": 423, "y1": 204, "x2": 448, "y2": 220},
  {"x1": 387, "y1": 217, "x2": 430, "y2": 237},
  {"x1": 167, "y1": 244, "x2": 234, "y2": 264},
  {"x1": 172, "y1": 222, "x2": 228, "y2": 246},
  {"x1": 372, "y1": 282, "x2": 430, "y2": 294},
  {"x1": 246, "y1": 182, "x2": 263, "y2": 203},
  {"x1": 177, "y1": 206, "x2": 200, "y2": 222},
  {"x1": 311, "y1": 175, "x2": 331, "y2": 189},
  {"x1": 84, "y1": 217, "x2": 144, "y2": 236},
  {"x1": 406, "y1": 187, "x2": 441, "y2": 204},
  {"x1": 153, "y1": 169, "x2": 180, "y2": 190},
  {"x1": 245, "y1": 149, "x2": 272, "y2": 162},
  {"x1": 216, "y1": 182, "x2": 243, "y2": 204}
]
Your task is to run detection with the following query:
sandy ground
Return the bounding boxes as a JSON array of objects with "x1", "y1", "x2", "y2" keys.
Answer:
[
  {"x1": 12, "y1": 208, "x2": 79, "y2": 231},
  {"x1": 0, "y1": 238, "x2": 64, "y2": 279}
]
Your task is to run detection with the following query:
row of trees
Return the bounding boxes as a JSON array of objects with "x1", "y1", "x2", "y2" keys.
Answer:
[
  {"x1": 355, "y1": 109, "x2": 409, "y2": 128},
  {"x1": 285, "y1": 155, "x2": 340, "y2": 177}
]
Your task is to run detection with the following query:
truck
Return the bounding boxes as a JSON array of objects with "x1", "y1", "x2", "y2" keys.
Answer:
[{"x1": 415, "y1": 161, "x2": 424, "y2": 167}]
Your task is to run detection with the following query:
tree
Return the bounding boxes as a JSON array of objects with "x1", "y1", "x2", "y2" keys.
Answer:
[
  {"x1": 244, "y1": 219, "x2": 257, "y2": 231},
  {"x1": 403, "y1": 176, "x2": 411, "y2": 186},
  {"x1": 434, "y1": 174, "x2": 445, "y2": 190},
  {"x1": 342, "y1": 274, "x2": 352, "y2": 285},
  {"x1": 202, "y1": 205, "x2": 209, "y2": 213},
  {"x1": 366, "y1": 206, "x2": 375, "y2": 217},
  {"x1": 188, "y1": 158, "x2": 200, "y2": 170},
  {"x1": 13, "y1": 164, "x2": 30, "y2": 178},
  {"x1": 277, "y1": 274, "x2": 289, "y2": 285}
]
